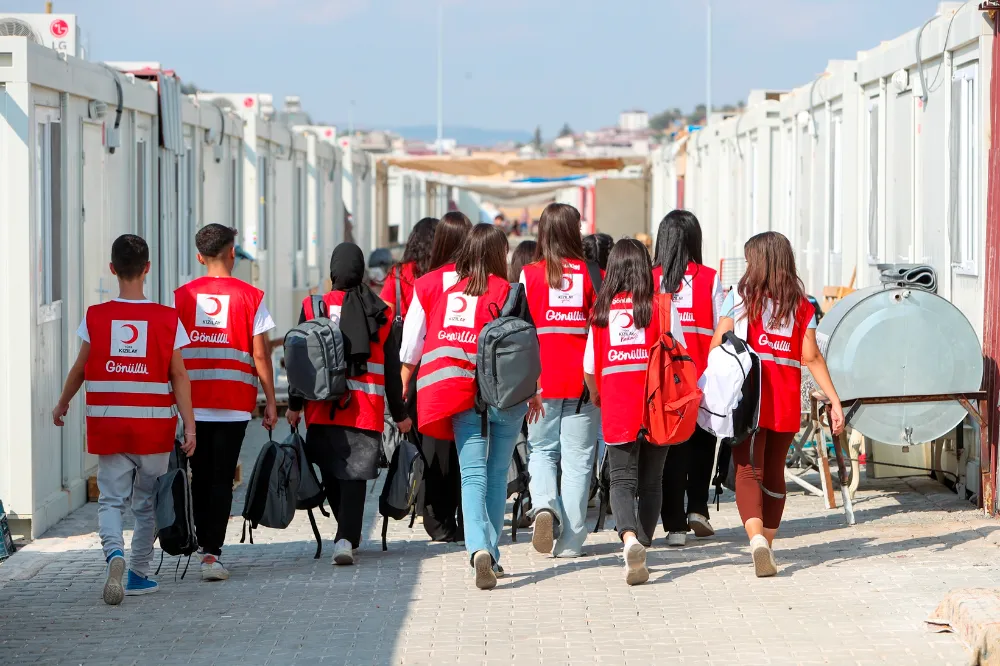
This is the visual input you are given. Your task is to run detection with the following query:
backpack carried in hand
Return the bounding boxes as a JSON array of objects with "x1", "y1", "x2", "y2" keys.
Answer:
[
  {"x1": 284, "y1": 295, "x2": 348, "y2": 402},
  {"x1": 241, "y1": 428, "x2": 301, "y2": 545},
  {"x1": 506, "y1": 433, "x2": 531, "y2": 541},
  {"x1": 154, "y1": 439, "x2": 198, "y2": 577},
  {"x1": 643, "y1": 296, "x2": 703, "y2": 445},
  {"x1": 476, "y1": 283, "x2": 541, "y2": 425},
  {"x1": 378, "y1": 430, "x2": 426, "y2": 551}
]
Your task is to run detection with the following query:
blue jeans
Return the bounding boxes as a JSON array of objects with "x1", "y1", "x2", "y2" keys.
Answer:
[
  {"x1": 453, "y1": 404, "x2": 529, "y2": 566},
  {"x1": 527, "y1": 398, "x2": 599, "y2": 556}
]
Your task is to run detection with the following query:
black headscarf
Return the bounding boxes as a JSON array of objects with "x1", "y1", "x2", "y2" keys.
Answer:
[{"x1": 329, "y1": 243, "x2": 389, "y2": 377}]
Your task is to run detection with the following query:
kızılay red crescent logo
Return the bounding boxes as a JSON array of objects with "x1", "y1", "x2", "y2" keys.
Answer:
[
  {"x1": 120, "y1": 323, "x2": 140, "y2": 345},
  {"x1": 50, "y1": 19, "x2": 69, "y2": 38},
  {"x1": 450, "y1": 296, "x2": 469, "y2": 314},
  {"x1": 614, "y1": 310, "x2": 634, "y2": 328},
  {"x1": 202, "y1": 296, "x2": 223, "y2": 316},
  {"x1": 559, "y1": 275, "x2": 573, "y2": 292}
]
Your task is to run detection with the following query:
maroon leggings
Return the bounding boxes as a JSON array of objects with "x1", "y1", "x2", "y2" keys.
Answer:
[{"x1": 732, "y1": 428, "x2": 796, "y2": 529}]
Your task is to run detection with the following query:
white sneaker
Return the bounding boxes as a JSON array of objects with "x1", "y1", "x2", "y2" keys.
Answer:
[
  {"x1": 750, "y1": 535, "x2": 777, "y2": 578},
  {"x1": 687, "y1": 513, "x2": 715, "y2": 538},
  {"x1": 623, "y1": 538, "x2": 649, "y2": 586},
  {"x1": 473, "y1": 550, "x2": 497, "y2": 590},
  {"x1": 666, "y1": 532, "x2": 687, "y2": 547},
  {"x1": 201, "y1": 554, "x2": 230, "y2": 581},
  {"x1": 332, "y1": 539, "x2": 354, "y2": 566}
]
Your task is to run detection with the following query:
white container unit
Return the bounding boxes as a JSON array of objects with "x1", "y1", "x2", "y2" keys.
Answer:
[
  {"x1": 0, "y1": 39, "x2": 157, "y2": 535},
  {"x1": 854, "y1": 1, "x2": 991, "y2": 339},
  {"x1": 777, "y1": 62, "x2": 861, "y2": 297}
]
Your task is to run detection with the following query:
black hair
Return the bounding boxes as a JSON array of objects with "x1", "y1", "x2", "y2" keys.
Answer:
[
  {"x1": 111, "y1": 234, "x2": 150, "y2": 280},
  {"x1": 590, "y1": 239, "x2": 654, "y2": 329},
  {"x1": 196, "y1": 224, "x2": 238, "y2": 258},
  {"x1": 400, "y1": 217, "x2": 439, "y2": 278},
  {"x1": 653, "y1": 210, "x2": 703, "y2": 294},
  {"x1": 582, "y1": 233, "x2": 614, "y2": 271},
  {"x1": 508, "y1": 240, "x2": 537, "y2": 282}
]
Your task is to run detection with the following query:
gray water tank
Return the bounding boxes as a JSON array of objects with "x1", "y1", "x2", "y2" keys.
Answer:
[{"x1": 816, "y1": 285, "x2": 982, "y2": 445}]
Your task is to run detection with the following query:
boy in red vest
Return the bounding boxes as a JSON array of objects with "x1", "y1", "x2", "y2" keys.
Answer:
[
  {"x1": 52, "y1": 234, "x2": 196, "y2": 605},
  {"x1": 174, "y1": 224, "x2": 277, "y2": 582}
]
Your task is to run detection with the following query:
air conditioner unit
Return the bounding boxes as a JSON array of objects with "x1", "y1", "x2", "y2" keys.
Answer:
[
  {"x1": 196, "y1": 93, "x2": 275, "y2": 120},
  {"x1": 297, "y1": 125, "x2": 339, "y2": 144},
  {"x1": 0, "y1": 14, "x2": 82, "y2": 59}
]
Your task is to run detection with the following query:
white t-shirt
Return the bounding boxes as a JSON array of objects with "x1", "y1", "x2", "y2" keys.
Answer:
[{"x1": 77, "y1": 299, "x2": 190, "y2": 349}]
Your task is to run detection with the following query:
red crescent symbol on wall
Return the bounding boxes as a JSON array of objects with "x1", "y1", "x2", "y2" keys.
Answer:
[
  {"x1": 452, "y1": 296, "x2": 468, "y2": 314},
  {"x1": 121, "y1": 324, "x2": 139, "y2": 344},
  {"x1": 559, "y1": 275, "x2": 573, "y2": 292},
  {"x1": 204, "y1": 296, "x2": 223, "y2": 316}
]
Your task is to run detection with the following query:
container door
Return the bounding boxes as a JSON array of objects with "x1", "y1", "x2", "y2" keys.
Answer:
[{"x1": 134, "y1": 117, "x2": 156, "y2": 299}]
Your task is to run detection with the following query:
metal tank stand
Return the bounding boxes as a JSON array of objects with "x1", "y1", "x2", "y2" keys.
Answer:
[{"x1": 791, "y1": 392, "x2": 857, "y2": 525}]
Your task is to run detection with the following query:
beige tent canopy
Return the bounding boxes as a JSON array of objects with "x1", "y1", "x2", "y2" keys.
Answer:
[{"x1": 384, "y1": 156, "x2": 640, "y2": 179}]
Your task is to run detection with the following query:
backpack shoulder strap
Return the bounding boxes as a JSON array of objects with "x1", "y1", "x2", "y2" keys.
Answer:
[
  {"x1": 394, "y1": 269, "x2": 403, "y2": 321},
  {"x1": 657, "y1": 293, "x2": 671, "y2": 339},
  {"x1": 310, "y1": 295, "x2": 328, "y2": 320},
  {"x1": 586, "y1": 260, "x2": 603, "y2": 294}
]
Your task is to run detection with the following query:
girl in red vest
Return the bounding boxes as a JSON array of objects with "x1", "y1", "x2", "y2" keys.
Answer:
[
  {"x1": 287, "y1": 243, "x2": 411, "y2": 566},
  {"x1": 520, "y1": 203, "x2": 599, "y2": 558},
  {"x1": 399, "y1": 212, "x2": 473, "y2": 543},
  {"x1": 711, "y1": 231, "x2": 844, "y2": 577},
  {"x1": 652, "y1": 210, "x2": 724, "y2": 547},
  {"x1": 406, "y1": 224, "x2": 545, "y2": 590},
  {"x1": 583, "y1": 238, "x2": 685, "y2": 585},
  {"x1": 380, "y1": 216, "x2": 439, "y2": 318}
]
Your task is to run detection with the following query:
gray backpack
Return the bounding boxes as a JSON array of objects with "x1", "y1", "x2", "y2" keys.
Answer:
[
  {"x1": 154, "y1": 439, "x2": 199, "y2": 577},
  {"x1": 476, "y1": 283, "x2": 541, "y2": 413},
  {"x1": 377, "y1": 431, "x2": 426, "y2": 551},
  {"x1": 284, "y1": 296, "x2": 348, "y2": 402},
  {"x1": 241, "y1": 430, "x2": 301, "y2": 544}
]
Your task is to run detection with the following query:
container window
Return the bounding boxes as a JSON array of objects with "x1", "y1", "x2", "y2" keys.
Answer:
[
  {"x1": 951, "y1": 63, "x2": 979, "y2": 274},
  {"x1": 36, "y1": 118, "x2": 63, "y2": 306},
  {"x1": 866, "y1": 97, "x2": 880, "y2": 262}
]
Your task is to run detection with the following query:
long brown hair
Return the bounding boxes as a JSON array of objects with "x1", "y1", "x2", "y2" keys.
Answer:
[
  {"x1": 429, "y1": 211, "x2": 472, "y2": 270},
  {"x1": 590, "y1": 239, "x2": 654, "y2": 329},
  {"x1": 456, "y1": 224, "x2": 509, "y2": 297},
  {"x1": 508, "y1": 240, "x2": 537, "y2": 282},
  {"x1": 535, "y1": 203, "x2": 585, "y2": 288},
  {"x1": 737, "y1": 231, "x2": 805, "y2": 329}
]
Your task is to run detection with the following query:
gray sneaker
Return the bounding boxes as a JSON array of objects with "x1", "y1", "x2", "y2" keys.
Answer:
[
  {"x1": 103, "y1": 551, "x2": 126, "y2": 606},
  {"x1": 531, "y1": 510, "x2": 555, "y2": 554},
  {"x1": 473, "y1": 550, "x2": 497, "y2": 590}
]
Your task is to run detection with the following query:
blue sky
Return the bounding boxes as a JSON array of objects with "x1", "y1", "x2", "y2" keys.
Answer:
[{"x1": 11, "y1": 0, "x2": 944, "y2": 135}]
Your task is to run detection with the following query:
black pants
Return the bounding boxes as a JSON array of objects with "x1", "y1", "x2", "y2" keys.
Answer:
[
  {"x1": 191, "y1": 420, "x2": 250, "y2": 557},
  {"x1": 661, "y1": 425, "x2": 716, "y2": 533},
  {"x1": 302, "y1": 432, "x2": 368, "y2": 548},
  {"x1": 606, "y1": 438, "x2": 669, "y2": 547},
  {"x1": 420, "y1": 436, "x2": 464, "y2": 542}
]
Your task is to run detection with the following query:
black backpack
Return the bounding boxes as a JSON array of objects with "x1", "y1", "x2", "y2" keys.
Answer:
[
  {"x1": 592, "y1": 446, "x2": 612, "y2": 533},
  {"x1": 240, "y1": 429, "x2": 300, "y2": 543},
  {"x1": 377, "y1": 430, "x2": 426, "y2": 551},
  {"x1": 291, "y1": 427, "x2": 330, "y2": 559},
  {"x1": 153, "y1": 439, "x2": 199, "y2": 577},
  {"x1": 506, "y1": 425, "x2": 531, "y2": 541}
]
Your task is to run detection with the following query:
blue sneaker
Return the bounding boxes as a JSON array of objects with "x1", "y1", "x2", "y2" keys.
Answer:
[
  {"x1": 125, "y1": 570, "x2": 159, "y2": 596},
  {"x1": 103, "y1": 550, "x2": 126, "y2": 606}
]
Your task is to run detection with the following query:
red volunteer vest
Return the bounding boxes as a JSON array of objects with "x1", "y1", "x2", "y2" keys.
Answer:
[
  {"x1": 84, "y1": 301, "x2": 179, "y2": 455},
  {"x1": 412, "y1": 263, "x2": 459, "y2": 318},
  {"x1": 301, "y1": 291, "x2": 390, "y2": 432},
  {"x1": 380, "y1": 262, "x2": 418, "y2": 318},
  {"x1": 654, "y1": 262, "x2": 716, "y2": 376},
  {"x1": 174, "y1": 276, "x2": 263, "y2": 413},
  {"x1": 523, "y1": 259, "x2": 595, "y2": 399},
  {"x1": 593, "y1": 294, "x2": 663, "y2": 445},
  {"x1": 416, "y1": 276, "x2": 510, "y2": 440},
  {"x1": 744, "y1": 297, "x2": 814, "y2": 433}
]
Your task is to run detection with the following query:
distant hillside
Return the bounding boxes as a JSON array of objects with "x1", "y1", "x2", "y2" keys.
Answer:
[{"x1": 388, "y1": 125, "x2": 532, "y2": 147}]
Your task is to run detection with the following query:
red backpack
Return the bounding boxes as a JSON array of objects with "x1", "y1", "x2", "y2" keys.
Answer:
[{"x1": 643, "y1": 295, "x2": 703, "y2": 445}]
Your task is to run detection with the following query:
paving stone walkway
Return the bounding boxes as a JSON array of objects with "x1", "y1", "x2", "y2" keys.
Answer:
[{"x1": 1, "y1": 423, "x2": 998, "y2": 665}]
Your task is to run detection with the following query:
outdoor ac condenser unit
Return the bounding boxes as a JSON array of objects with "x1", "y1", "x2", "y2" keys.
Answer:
[{"x1": 0, "y1": 14, "x2": 82, "y2": 59}]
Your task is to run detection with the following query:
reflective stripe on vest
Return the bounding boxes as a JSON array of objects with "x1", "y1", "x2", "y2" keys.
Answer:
[
  {"x1": 182, "y1": 347, "x2": 253, "y2": 364},
  {"x1": 188, "y1": 369, "x2": 259, "y2": 386},
  {"x1": 681, "y1": 326, "x2": 715, "y2": 337},
  {"x1": 756, "y1": 352, "x2": 802, "y2": 369},
  {"x1": 86, "y1": 405, "x2": 179, "y2": 419},
  {"x1": 347, "y1": 380, "x2": 386, "y2": 396},
  {"x1": 417, "y1": 366, "x2": 476, "y2": 391},
  {"x1": 85, "y1": 380, "x2": 172, "y2": 395},
  {"x1": 420, "y1": 346, "x2": 476, "y2": 366},
  {"x1": 601, "y1": 363, "x2": 648, "y2": 376},
  {"x1": 536, "y1": 326, "x2": 587, "y2": 336},
  {"x1": 366, "y1": 363, "x2": 385, "y2": 375}
]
